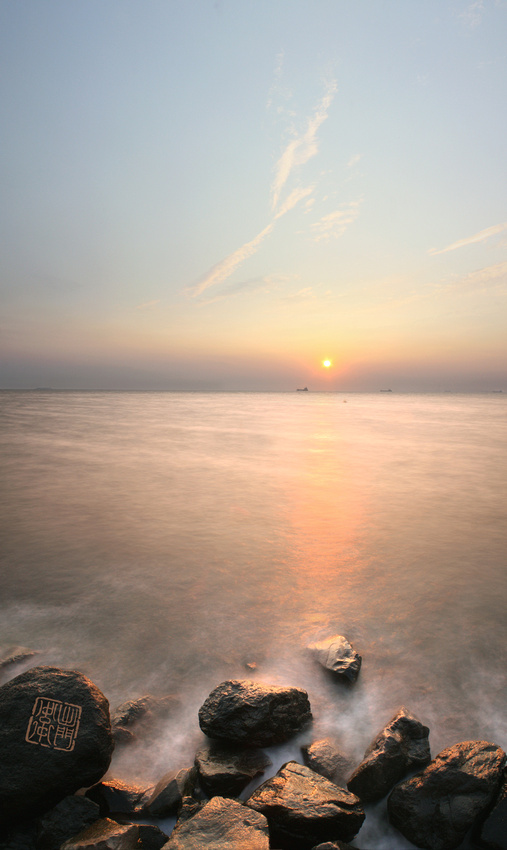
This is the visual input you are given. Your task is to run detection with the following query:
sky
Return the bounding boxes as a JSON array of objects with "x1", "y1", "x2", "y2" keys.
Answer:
[{"x1": 1, "y1": 0, "x2": 506, "y2": 391}]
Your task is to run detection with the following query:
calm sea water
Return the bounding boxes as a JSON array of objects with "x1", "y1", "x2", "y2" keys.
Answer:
[{"x1": 1, "y1": 390, "x2": 506, "y2": 846}]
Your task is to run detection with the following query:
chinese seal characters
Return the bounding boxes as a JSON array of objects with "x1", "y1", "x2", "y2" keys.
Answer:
[{"x1": 26, "y1": 697, "x2": 82, "y2": 751}]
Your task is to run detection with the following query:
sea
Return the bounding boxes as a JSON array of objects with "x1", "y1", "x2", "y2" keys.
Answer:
[{"x1": 1, "y1": 390, "x2": 506, "y2": 847}]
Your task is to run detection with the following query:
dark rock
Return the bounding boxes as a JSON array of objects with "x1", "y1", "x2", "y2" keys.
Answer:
[
  {"x1": 195, "y1": 741, "x2": 272, "y2": 797},
  {"x1": 38, "y1": 796, "x2": 101, "y2": 850},
  {"x1": 388, "y1": 739, "x2": 506, "y2": 850},
  {"x1": 302, "y1": 738, "x2": 353, "y2": 786},
  {"x1": 198, "y1": 680, "x2": 312, "y2": 747},
  {"x1": 0, "y1": 666, "x2": 114, "y2": 826},
  {"x1": 347, "y1": 706, "x2": 430, "y2": 801},
  {"x1": 144, "y1": 766, "x2": 196, "y2": 817},
  {"x1": 0, "y1": 822, "x2": 38, "y2": 850},
  {"x1": 163, "y1": 795, "x2": 270, "y2": 849},
  {"x1": 307, "y1": 636, "x2": 361, "y2": 682},
  {"x1": 0, "y1": 647, "x2": 39, "y2": 672},
  {"x1": 311, "y1": 843, "x2": 364, "y2": 850},
  {"x1": 85, "y1": 778, "x2": 151, "y2": 815},
  {"x1": 246, "y1": 760, "x2": 365, "y2": 849},
  {"x1": 111, "y1": 694, "x2": 178, "y2": 744},
  {"x1": 177, "y1": 794, "x2": 206, "y2": 823},
  {"x1": 60, "y1": 818, "x2": 139, "y2": 850},
  {"x1": 474, "y1": 767, "x2": 507, "y2": 849},
  {"x1": 137, "y1": 824, "x2": 169, "y2": 850}
]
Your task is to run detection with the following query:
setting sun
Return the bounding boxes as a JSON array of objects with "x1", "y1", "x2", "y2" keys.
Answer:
[{"x1": 323, "y1": 360, "x2": 332, "y2": 368}]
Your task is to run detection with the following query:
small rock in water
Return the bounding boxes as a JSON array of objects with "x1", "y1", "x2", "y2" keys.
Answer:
[
  {"x1": 85, "y1": 778, "x2": 152, "y2": 816},
  {"x1": 60, "y1": 818, "x2": 139, "y2": 850},
  {"x1": 307, "y1": 635, "x2": 362, "y2": 682},
  {"x1": 347, "y1": 706, "x2": 430, "y2": 801},
  {"x1": 198, "y1": 679, "x2": 312, "y2": 747},
  {"x1": 0, "y1": 666, "x2": 114, "y2": 826},
  {"x1": 111, "y1": 693, "x2": 178, "y2": 743},
  {"x1": 246, "y1": 760, "x2": 365, "y2": 849},
  {"x1": 388, "y1": 739, "x2": 506, "y2": 850},
  {"x1": 302, "y1": 738, "x2": 354, "y2": 787},
  {"x1": 0, "y1": 646, "x2": 39, "y2": 672},
  {"x1": 137, "y1": 824, "x2": 169, "y2": 850},
  {"x1": 164, "y1": 795, "x2": 270, "y2": 850},
  {"x1": 195, "y1": 740, "x2": 272, "y2": 797},
  {"x1": 144, "y1": 766, "x2": 197, "y2": 818}
]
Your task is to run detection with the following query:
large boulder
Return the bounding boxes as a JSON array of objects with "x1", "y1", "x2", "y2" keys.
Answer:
[
  {"x1": 388, "y1": 740, "x2": 506, "y2": 850},
  {"x1": 246, "y1": 760, "x2": 365, "y2": 849},
  {"x1": 163, "y1": 795, "x2": 270, "y2": 849},
  {"x1": 474, "y1": 767, "x2": 507, "y2": 849},
  {"x1": 198, "y1": 680, "x2": 312, "y2": 747},
  {"x1": 347, "y1": 706, "x2": 430, "y2": 801},
  {"x1": 307, "y1": 636, "x2": 361, "y2": 683},
  {"x1": 195, "y1": 741, "x2": 271, "y2": 797},
  {"x1": 144, "y1": 767, "x2": 196, "y2": 818},
  {"x1": 302, "y1": 738, "x2": 353, "y2": 787},
  {"x1": 0, "y1": 666, "x2": 114, "y2": 827}
]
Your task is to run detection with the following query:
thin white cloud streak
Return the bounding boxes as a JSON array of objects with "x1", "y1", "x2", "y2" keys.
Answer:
[
  {"x1": 270, "y1": 80, "x2": 337, "y2": 213},
  {"x1": 438, "y1": 261, "x2": 507, "y2": 295},
  {"x1": 429, "y1": 222, "x2": 507, "y2": 255},
  {"x1": 274, "y1": 185, "x2": 315, "y2": 219},
  {"x1": 311, "y1": 199, "x2": 362, "y2": 242},
  {"x1": 187, "y1": 222, "x2": 275, "y2": 297},
  {"x1": 136, "y1": 299, "x2": 161, "y2": 310}
]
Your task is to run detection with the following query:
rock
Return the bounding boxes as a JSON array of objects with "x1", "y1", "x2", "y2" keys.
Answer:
[
  {"x1": 144, "y1": 766, "x2": 196, "y2": 817},
  {"x1": 85, "y1": 778, "x2": 151, "y2": 816},
  {"x1": 302, "y1": 738, "x2": 353, "y2": 787},
  {"x1": 347, "y1": 706, "x2": 430, "y2": 801},
  {"x1": 0, "y1": 822, "x2": 38, "y2": 850},
  {"x1": 38, "y1": 796, "x2": 101, "y2": 850},
  {"x1": 307, "y1": 636, "x2": 361, "y2": 682},
  {"x1": 246, "y1": 760, "x2": 365, "y2": 849},
  {"x1": 137, "y1": 825, "x2": 169, "y2": 850},
  {"x1": 388, "y1": 740, "x2": 506, "y2": 850},
  {"x1": 163, "y1": 795, "x2": 270, "y2": 849},
  {"x1": 111, "y1": 694, "x2": 178, "y2": 744},
  {"x1": 198, "y1": 680, "x2": 312, "y2": 747},
  {"x1": 311, "y1": 843, "x2": 364, "y2": 850},
  {"x1": 60, "y1": 818, "x2": 139, "y2": 850},
  {"x1": 474, "y1": 767, "x2": 507, "y2": 849},
  {"x1": 195, "y1": 741, "x2": 272, "y2": 797},
  {"x1": 0, "y1": 647, "x2": 39, "y2": 672},
  {"x1": 0, "y1": 666, "x2": 114, "y2": 826}
]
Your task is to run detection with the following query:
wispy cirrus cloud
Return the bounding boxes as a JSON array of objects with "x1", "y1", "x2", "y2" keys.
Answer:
[
  {"x1": 429, "y1": 222, "x2": 507, "y2": 255},
  {"x1": 136, "y1": 299, "x2": 161, "y2": 310},
  {"x1": 437, "y1": 261, "x2": 507, "y2": 295},
  {"x1": 187, "y1": 222, "x2": 275, "y2": 297},
  {"x1": 198, "y1": 273, "x2": 295, "y2": 305},
  {"x1": 310, "y1": 199, "x2": 362, "y2": 242}
]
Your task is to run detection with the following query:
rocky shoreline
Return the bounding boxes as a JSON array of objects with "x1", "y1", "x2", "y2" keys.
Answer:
[{"x1": 0, "y1": 638, "x2": 505, "y2": 850}]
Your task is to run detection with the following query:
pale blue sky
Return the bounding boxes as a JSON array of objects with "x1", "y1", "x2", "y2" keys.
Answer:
[{"x1": 1, "y1": 0, "x2": 506, "y2": 390}]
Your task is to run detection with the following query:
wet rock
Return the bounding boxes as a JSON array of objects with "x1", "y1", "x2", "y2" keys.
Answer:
[
  {"x1": 60, "y1": 818, "x2": 139, "y2": 850},
  {"x1": 144, "y1": 767, "x2": 196, "y2": 817},
  {"x1": 246, "y1": 760, "x2": 365, "y2": 849},
  {"x1": 474, "y1": 767, "x2": 507, "y2": 849},
  {"x1": 0, "y1": 647, "x2": 39, "y2": 673},
  {"x1": 307, "y1": 636, "x2": 361, "y2": 682},
  {"x1": 111, "y1": 694, "x2": 178, "y2": 744},
  {"x1": 388, "y1": 739, "x2": 506, "y2": 850},
  {"x1": 163, "y1": 795, "x2": 270, "y2": 849},
  {"x1": 137, "y1": 824, "x2": 169, "y2": 850},
  {"x1": 198, "y1": 680, "x2": 312, "y2": 747},
  {"x1": 177, "y1": 794, "x2": 206, "y2": 823},
  {"x1": 38, "y1": 795, "x2": 101, "y2": 850},
  {"x1": 302, "y1": 738, "x2": 353, "y2": 787},
  {"x1": 0, "y1": 666, "x2": 114, "y2": 826},
  {"x1": 85, "y1": 778, "x2": 151, "y2": 816},
  {"x1": 347, "y1": 706, "x2": 430, "y2": 801},
  {"x1": 195, "y1": 741, "x2": 272, "y2": 797}
]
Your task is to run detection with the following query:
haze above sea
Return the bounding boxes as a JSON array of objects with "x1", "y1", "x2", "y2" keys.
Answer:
[{"x1": 1, "y1": 390, "x2": 506, "y2": 847}]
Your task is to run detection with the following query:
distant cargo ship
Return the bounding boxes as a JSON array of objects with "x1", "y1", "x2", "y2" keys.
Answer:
[
  {"x1": 380, "y1": 388, "x2": 392, "y2": 392},
  {"x1": 297, "y1": 387, "x2": 308, "y2": 392}
]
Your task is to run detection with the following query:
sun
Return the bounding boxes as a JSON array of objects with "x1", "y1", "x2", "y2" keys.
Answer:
[{"x1": 322, "y1": 359, "x2": 332, "y2": 368}]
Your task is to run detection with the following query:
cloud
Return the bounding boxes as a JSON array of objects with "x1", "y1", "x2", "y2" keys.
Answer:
[
  {"x1": 438, "y1": 261, "x2": 507, "y2": 295},
  {"x1": 460, "y1": 1, "x2": 485, "y2": 29},
  {"x1": 136, "y1": 299, "x2": 161, "y2": 310},
  {"x1": 311, "y1": 199, "x2": 362, "y2": 242},
  {"x1": 271, "y1": 80, "x2": 337, "y2": 213},
  {"x1": 428, "y1": 222, "x2": 507, "y2": 255},
  {"x1": 198, "y1": 273, "x2": 295, "y2": 305},
  {"x1": 347, "y1": 154, "x2": 362, "y2": 169}
]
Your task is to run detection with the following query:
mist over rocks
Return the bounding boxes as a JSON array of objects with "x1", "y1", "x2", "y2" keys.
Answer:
[
  {"x1": 246, "y1": 760, "x2": 365, "y2": 849},
  {"x1": 307, "y1": 635, "x2": 362, "y2": 683},
  {"x1": 194, "y1": 740, "x2": 271, "y2": 797},
  {"x1": 387, "y1": 739, "x2": 506, "y2": 850},
  {"x1": 111, "y1": 694, "x2": 178, "y2": 745},
  {"x1": 198, "y1": 680, "x2": 312, "y2": 747},
  {"x1": 301, "y1": 737, "x2": 354, "y2": 787},
  {"x1": 0, "y1": 666, "x2": 114, "y2": 827},
  {"x1": 346, "y1": 706, "x2": 431, "y2": 802}
]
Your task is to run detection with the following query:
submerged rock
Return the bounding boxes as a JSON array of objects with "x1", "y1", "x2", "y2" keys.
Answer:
[
  {"x1": 0, "y1": 666, "x2": 114, "y2": 826},
  {"x1": 198, "y1": 680, "x2": 312, "y2": 747},
  {"x1": 38, "y1": 796, "x2": 101, "y2": 850},
  {"x1": 302, "y1": 738, "x2": 353, "y2": 787},
  {"x1": 308, "y1": 635, "x2": 361, "y2": 682},
  {"x1": 347, "y1": 706, "x2": 430, "y2": 801},
  {"x1": 144, "y1": 767, "x2": 196, "y2": 818},
  {"x1": 60, "y1": 818, "x2": 139, "y2": 850},
  {"x1": 195, "y1": 741, "x2": 271, "y2": 797},
  {"x1": 0, "y1": 646, "x2": 39, "y2": 673},
  {"x1": 246, "y1": 760, "x2": 365, "y2": 849},
  {"x1": 111, "y1": 694, "x2": 178, "y2": 743},
  {"x1": 388, "y1": 739, "x2": 506, "y2": 850},
  {"x1": 85, "y1": 778, "x2": 151, "y2": 816},
  {"x1": 163, "y1": 795, "x2": 270, "y2": 850}
]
